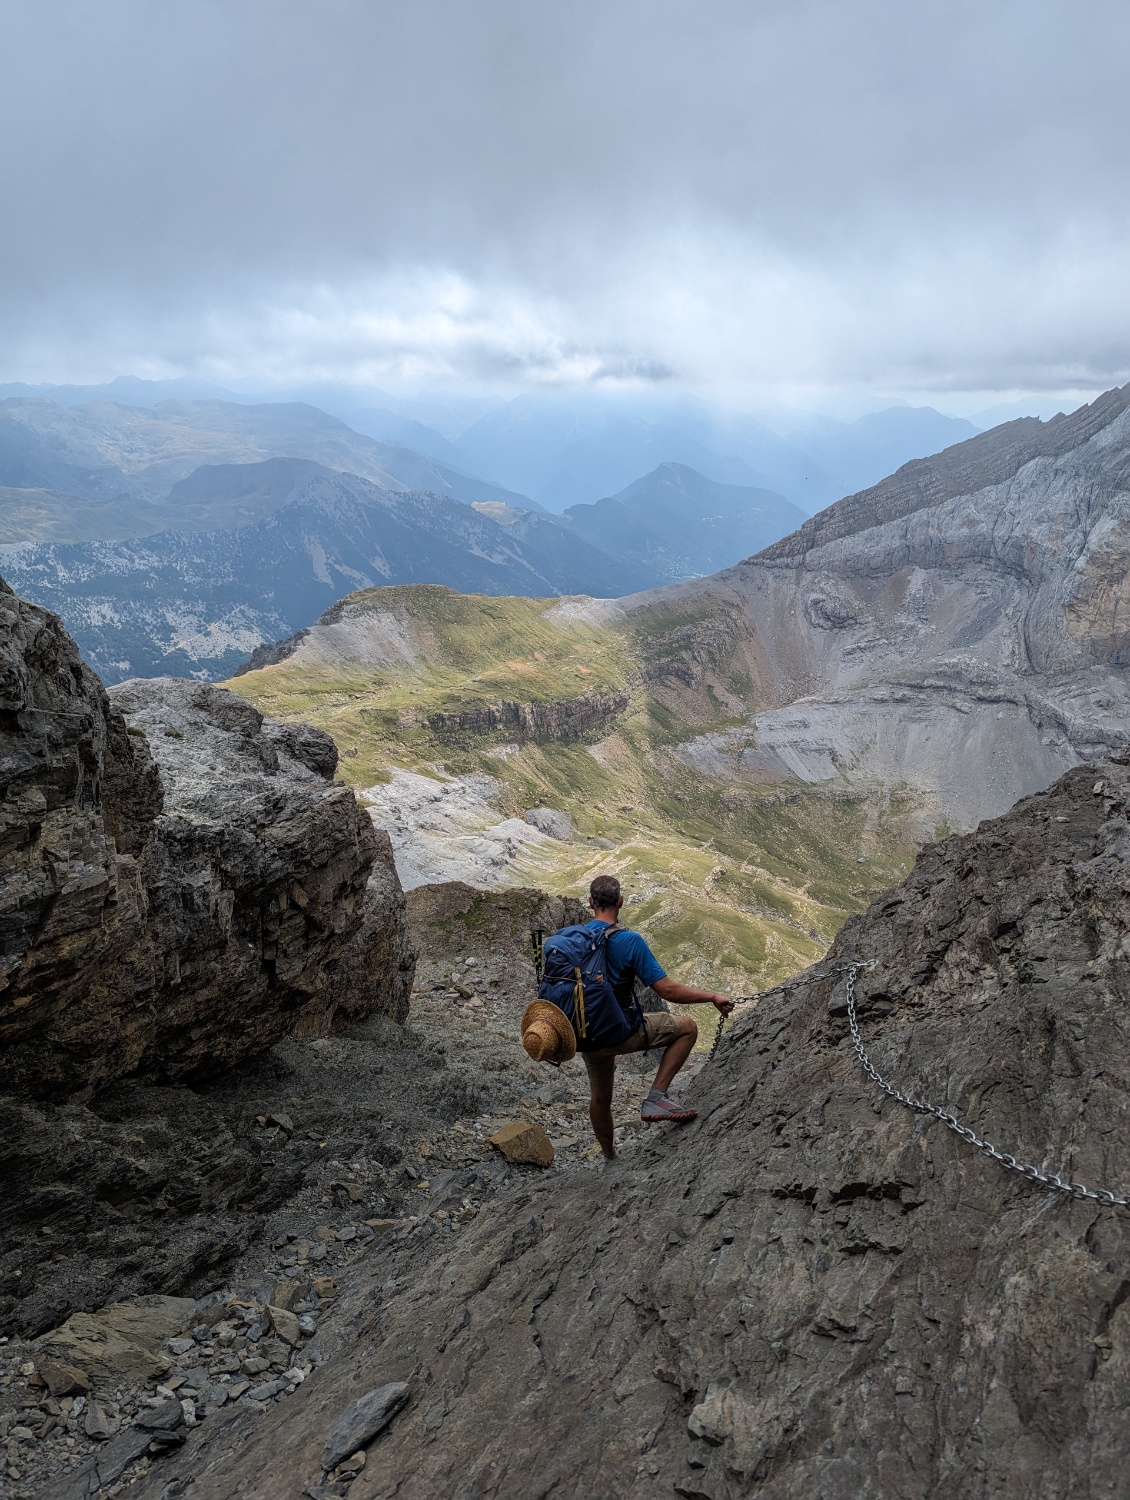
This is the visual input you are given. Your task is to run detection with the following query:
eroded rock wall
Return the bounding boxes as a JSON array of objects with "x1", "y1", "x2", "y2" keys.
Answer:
[
  {"x1": 427, "y1": 688, "x2": 630, "y2": 741},
  {"x1": 660, "y1": 393, "x2": 1130, "y2": 829},
  {"x1": 0, "y1": 582, "x2": 412, "y2": 1100}
]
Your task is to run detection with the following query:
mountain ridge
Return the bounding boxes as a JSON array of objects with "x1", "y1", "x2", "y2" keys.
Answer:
[
  {"x1": 0, "y1": 396, "x2": 540, "y2": 541},
  {"x1": 757, "y1": 382, "x2": 1130, "y2": 562}
]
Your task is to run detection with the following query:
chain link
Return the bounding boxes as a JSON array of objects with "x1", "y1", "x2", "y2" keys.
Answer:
[
  {"x1": 709, "y1": 996, "x2": 756, "y2": 1060},
  {"x1": 843, "y1": 964, "x2": 1130, "y2": 1210}
]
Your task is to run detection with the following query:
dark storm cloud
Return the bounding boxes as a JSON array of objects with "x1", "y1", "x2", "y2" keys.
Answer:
[{"x1": 2, "y1": 0, "x2": 1128, "y2": 395}]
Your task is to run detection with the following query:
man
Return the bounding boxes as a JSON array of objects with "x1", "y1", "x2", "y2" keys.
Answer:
[{"x1": 582, "y1": 873, "x2": 733, "y2": 1160}]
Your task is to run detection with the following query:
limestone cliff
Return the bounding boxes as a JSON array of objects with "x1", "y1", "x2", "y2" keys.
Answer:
[
  {"x1": 617, "y1": 383, "x2": 1130, "y2": 831},
  {"x1": 427, "y1": 688, "x2": 630, "y2": 742},
  {"x1": 0, "y1": 580, "x2": 412, "y2": 1100}
]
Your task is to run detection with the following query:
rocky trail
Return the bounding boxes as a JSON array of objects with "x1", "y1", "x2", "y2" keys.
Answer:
[
  {"x1": 1, "y1": 881, "x2": 704, "y2": 1500},
  {"x1": 56, "y1": 759, "x2": 1130, "y2": 1500}
]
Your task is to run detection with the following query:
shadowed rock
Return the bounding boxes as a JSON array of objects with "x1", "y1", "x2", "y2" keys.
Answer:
[
  {"x1": 0, "y1": 581, "x2": 415, "y2": 1335},
  {"x1": 321, "y1": 1382, "x2": 410, "y2": 1471},
  {"x1": 0, "y1": 583, "x2": 412, "y2": 1099}
]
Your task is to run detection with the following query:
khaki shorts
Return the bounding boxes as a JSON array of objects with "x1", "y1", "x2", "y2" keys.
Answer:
[{"x1": 582, "y1": 1010, "x2": 685, "y2": 1088}]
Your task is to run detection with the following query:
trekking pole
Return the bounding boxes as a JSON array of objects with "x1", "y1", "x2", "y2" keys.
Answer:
[{"x1": 530, "y1": 929, "x2": 545, "y2": 985}]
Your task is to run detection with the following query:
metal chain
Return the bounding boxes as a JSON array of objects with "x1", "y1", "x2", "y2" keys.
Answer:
[
  {"x1": 709, "y1": 1014, "x2": 726, "y2": 1060},
  {"x1": 843, "y1": 963, "x2": 1130, "y2": 1210},
  {"x1": 709, "y1": 996, "x2": 756, "y2": 1060}
]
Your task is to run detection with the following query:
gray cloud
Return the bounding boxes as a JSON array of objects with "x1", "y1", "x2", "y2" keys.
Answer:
[{"x1": 2, "y1": 0, "x2": 1128, "y2": 399}]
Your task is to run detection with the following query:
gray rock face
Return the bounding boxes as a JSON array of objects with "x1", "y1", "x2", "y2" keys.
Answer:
[
  {"x1": 0, "y1": 582, "x2": 413, "y2": 1098},
  {"x1": 636, "y1": 385, "x2": 1130, "y2": 831},
  {"x1": 146, "y1": 760, "x2": 1130, "y2": 1498},
  {"x1": 321, "y1": 1382, "x2": 410, "y2": 1471},
  {"x1": 523, "y1": 806, "x2": 574, "y2": 841}
]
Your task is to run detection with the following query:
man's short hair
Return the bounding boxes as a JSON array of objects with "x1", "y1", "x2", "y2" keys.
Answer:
[{"x1": 589, "y1": 874, "x2": 621, "y2": 909}]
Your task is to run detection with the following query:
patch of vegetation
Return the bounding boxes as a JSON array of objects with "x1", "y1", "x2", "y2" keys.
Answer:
[{"x1": 230, "y1": 584, "x2": 925, "y2": 1005}]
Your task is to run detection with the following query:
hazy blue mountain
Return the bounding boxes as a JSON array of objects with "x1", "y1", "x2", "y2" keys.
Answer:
[
  {"x1": 970, "y1": 397, "x2": 1073, "y2": 428},
  {"x1": 558, "y1": 462, "x2": 807, "y2": 582},
  {"x1": 0, "y1": 375, "x2": 243, "y2": 407},
  {"x1": 239, "y1": 385, "x2": 504, "y2": 438},
  {"x1": 163, "y1": 457, "x2": 337, "y2": 530},
  {"x1": 0, "y1": 463, "x2": 651, "y2": 682},
  {"x1": 803, "y1": 406, "x2": 981, "y2": 496},
  {"x1": 359, "y1": 442, "x2": 544, "y2": 511},
  {"x1": 346, "y1": 406, "x2": 465, "y2": 464},
  {"x1": 453, "y1": 391, "x2": 836, "y2": 513},
  {"x1": 0, "y1": 397, "x2": 539, "y2": 541}
]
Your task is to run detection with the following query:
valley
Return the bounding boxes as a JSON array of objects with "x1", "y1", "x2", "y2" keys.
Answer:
[
  {"x1": 232, "y1": 585, "x2": 917, "y2": 1004},
  {"x1": 231, "y1": 384, "x2": 1130, "y2": 1004}
]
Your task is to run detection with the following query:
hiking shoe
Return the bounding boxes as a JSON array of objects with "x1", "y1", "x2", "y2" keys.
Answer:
[{"x1": 640, "y1": 1091, "x2": 697, "y2": 1123}]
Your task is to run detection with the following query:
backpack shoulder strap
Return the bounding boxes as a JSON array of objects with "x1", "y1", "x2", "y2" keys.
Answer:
[{"x1": 589, "y1": 921, "x2": 620, "y2": 954}]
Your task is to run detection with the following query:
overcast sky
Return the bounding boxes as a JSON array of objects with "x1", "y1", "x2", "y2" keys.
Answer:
[{"x1": 2, "y1": 0, "x2": 1128, "y2": 411}]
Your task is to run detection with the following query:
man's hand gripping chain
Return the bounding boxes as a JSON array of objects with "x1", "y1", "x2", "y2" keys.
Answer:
[{"x1": 708, "y1": 994, "x2": 755, "y2": 1060}]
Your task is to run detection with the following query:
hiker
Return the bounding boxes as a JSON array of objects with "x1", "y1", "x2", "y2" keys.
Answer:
[{"x1": 523, "y1": 874, "x2": 734, "y2": 1159}]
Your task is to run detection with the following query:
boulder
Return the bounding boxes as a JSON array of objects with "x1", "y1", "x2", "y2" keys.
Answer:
[
  {"x1": 0, "y1": 582, "x2": 413, "y2": 1098},
  {"x1": 522, "y1": 806, "x2": 574, "y2": 841},
  {"x1": 266, "y1": 1304, "x2": 302, "y2": 1347},
  {"x1": 35, "y1": 1296, "x2": 196, "y2": 1384},
  {"x1": 488, "y1": 1120, "x2": 554, "y2": 1167},
  {"x1": 34, "y1": 1358, "x2": 91, "y2": 1396}
]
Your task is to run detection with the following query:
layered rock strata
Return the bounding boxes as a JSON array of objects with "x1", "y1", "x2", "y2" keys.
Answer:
[
  {"x1": 427, "y1": 688, "x2": 630, "y2": 742},
  {"x1": 139, "y1": 759, "x2": 1130, "y2": 1499},
  {"x1": 0, "y1": 579, "x2": 412, "y2": 1099}
]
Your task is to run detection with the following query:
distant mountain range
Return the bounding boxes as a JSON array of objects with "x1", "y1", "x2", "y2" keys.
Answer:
[
  {"x1": 0, "y1": 384, "x2": 996, "y2": 519},
  {"x1": 0, "y1": 396, "x2": 535, "y2": 542},
  {"x1": 0, "y1": 388, "x2": 1041, "y2": 686},
  {"x1": 0, "y1": 462, "x2": 656, "y2": 682},
  {"x1": 559, "y1": 462, "x2": 806, "y2": 582},
  {"x1": 450, "y1": 390, "x2": 832, "y2": 513},
  {"x1": 447, "y1": 393, "x2": 981, "y2": 514}
]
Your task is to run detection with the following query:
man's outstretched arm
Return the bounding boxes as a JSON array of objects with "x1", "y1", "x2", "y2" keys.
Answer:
[{"x1": 652, "y1": 977, "x2": 734, "y2": 1015}]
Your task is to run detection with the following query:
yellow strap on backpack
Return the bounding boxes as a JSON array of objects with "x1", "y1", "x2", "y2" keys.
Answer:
[{"x1": 572, "y1": 966, "x2": 587, "y2": 1040}]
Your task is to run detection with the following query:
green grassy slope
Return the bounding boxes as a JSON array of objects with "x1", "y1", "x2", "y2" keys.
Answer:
[{"x1": 231, "y1": 584, "x2": 923, "y2": 1010}]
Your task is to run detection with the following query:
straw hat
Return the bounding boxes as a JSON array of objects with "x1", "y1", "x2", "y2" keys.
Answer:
[{"x1": 521, "y1": 1000, "x2": 577, "y2": 1064}]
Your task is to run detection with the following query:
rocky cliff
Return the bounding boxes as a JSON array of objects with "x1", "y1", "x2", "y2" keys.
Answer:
[
  {"x1": 0, "y1": 579, "x2": 412, "y2": 1100},
  {"x1": 427, "y1": 688, "x2": 630, "y2": 742},
  {"x1": 133, "y1": 757, "x2": 1130, "y2": 1499}
]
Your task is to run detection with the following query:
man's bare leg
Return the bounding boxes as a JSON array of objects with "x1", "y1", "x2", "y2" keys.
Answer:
[
  {"x1": 652, "y1": 1014, "x2": 698, "y2": 1093},
  {"x1": 589, "y1": 1072, "x2": 616, "y2": 1159}
]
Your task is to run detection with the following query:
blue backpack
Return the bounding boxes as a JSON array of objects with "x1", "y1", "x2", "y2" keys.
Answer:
[{"x1": 537, "y1": 923, "x2": 642, "y2": 1052}]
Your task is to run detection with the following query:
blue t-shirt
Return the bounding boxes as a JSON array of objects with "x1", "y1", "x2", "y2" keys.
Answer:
[{"x1": 583, "y1": 920, "x2": 666, "y2": 1008}]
